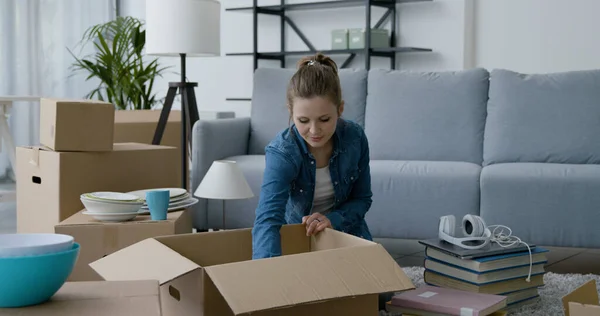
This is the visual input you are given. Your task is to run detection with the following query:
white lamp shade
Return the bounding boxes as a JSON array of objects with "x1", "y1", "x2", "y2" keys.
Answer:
[
  {"x1": 145, "y1": 0, "x2": 221, "y2": 56},
  {"x1": 194, "y1": 160, "x2": 254, "y2": 200}
]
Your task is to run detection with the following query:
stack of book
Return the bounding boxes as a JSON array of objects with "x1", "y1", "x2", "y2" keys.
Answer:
[{"x1": 416, "y1": 238, "x2": 548, "y2": 312}]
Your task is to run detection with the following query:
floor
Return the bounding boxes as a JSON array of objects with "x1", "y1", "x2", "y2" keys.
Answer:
[
  {"x1": 1, "y1": 178, "x2": 597, "y2": 275},
  {"x1": 377, "y1": 237, "x2": 600, "y2": 275}
]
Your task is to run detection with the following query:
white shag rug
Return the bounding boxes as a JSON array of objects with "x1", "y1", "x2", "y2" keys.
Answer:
[{"x1": 380, "y1": 266, "x2": 600, "y2": 316}]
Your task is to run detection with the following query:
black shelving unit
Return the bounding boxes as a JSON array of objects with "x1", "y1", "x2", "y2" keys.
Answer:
[{"x1": 225, "y1": 0, "x2": 433, "y2": 101}]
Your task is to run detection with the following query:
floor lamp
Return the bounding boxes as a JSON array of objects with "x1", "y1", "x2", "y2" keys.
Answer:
[{"x1": 145, "y1": 0, "x2": 221, "y2": 190}]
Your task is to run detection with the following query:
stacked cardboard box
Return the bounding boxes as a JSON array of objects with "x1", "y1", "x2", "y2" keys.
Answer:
[
  {"x1": 14, "y1": 98, "x2": 193, "y2": 281},
  {"x1": 113, "y1": 109, "x2": 182, "y2": 166},
  {"x1": 16, "y1": 98, "x2": 183, "y2": 234}
]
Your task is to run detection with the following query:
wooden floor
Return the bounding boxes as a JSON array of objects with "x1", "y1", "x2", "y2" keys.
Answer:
[{"x1": 376, "y1": 238, "x2": 600, "y2": 275}]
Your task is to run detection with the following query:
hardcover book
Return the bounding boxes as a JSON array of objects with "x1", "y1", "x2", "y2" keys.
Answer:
[{"x1": 389, "y1": 285, "x2": 507, "y2": 316}]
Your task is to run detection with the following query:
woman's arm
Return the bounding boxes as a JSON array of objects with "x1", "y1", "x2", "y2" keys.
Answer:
[
  {"x1": 252, "y1": 145, "x2": 298, "y2": 259},
  {"x1": 326, "y1": 129, "x2": 373, "y2": 233}
]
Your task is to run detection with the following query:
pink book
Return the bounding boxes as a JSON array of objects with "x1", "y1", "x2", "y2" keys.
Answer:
[{"x1": 390, "y1": 285, "x2": 507, "y2": 316}]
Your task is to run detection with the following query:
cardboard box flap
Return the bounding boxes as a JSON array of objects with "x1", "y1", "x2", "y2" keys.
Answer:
[
  {"x1": 563, "y1": 280, "x2": 600, "y2": 316},
  {"x1": 569, "y1": 302, "x2": 600, "y2": 316},
  {"x1": 90, "y1": 238, "x2": 199, "y2": 285},
  {"x1": 204, "y1": 242, "x2": 414, "y2": 314}
]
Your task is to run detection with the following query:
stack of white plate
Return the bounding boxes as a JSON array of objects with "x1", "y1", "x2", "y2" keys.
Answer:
[
  {"x1": 126, "y1": 188, "x2": 199, "y2": 214},
  {"x1": 80, "y1": 192, "x2": 144, "y2": 222}
]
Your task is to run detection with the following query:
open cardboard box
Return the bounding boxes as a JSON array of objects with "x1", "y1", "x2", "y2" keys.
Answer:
[
  {"x1": 563, "y1": 279, "x2": 600, "y2": 316},
  {"x1": 55, "y1": 209, "x2": 193, "y2": 281},
  {"x1": 90, "y1": 224, "x2": 415, "y2": 316}
]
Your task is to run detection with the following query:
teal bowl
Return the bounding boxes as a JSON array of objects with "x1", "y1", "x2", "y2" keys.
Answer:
[{"x1": 0, "y1": 242, "x2": 79, "y2": 308}]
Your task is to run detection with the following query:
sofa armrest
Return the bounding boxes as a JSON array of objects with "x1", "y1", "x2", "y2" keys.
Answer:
[{"x1": 191, "y1": 117, "x2": 251, "y2": 229}]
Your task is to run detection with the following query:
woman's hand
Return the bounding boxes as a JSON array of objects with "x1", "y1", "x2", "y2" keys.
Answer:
[{"x1": 302, "y1": 213, "x2": 332, "y2": 236}]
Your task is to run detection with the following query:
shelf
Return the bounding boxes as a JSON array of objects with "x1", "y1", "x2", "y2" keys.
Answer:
[
  {"x1": 226, "y1": 47, "x2": 432, "y2": 57},
  {"x1": 226, "y1": 0, "x2": 432, "y2": 13},
  {"x1": 225, "y1": 0, "x2": 434, "y2": 101}
]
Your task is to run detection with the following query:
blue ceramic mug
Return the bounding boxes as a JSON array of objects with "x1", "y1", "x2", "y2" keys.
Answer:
[{"x1": 146, "y1": 190, "x2": 170, "y2": 220}]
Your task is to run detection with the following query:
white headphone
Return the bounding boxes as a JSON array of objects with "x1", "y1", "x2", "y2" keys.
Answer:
[
  {"x1": 438, "y1": 215, "x2": 492, "y2": 250},
  {"x1": 438, "y1": 214, "x2": 533, "y2": 282}
]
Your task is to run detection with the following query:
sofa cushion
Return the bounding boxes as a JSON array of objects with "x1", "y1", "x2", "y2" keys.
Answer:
[
  {"x1": 365, "y1": 68, "x2": 489, "y2": 164},
  {"x1": 480, "y1": 163, "x2": 600, "y2": 248},
  {"x1": 484, "y1": 69, "x2": 600, "y2": 165},
  {"x1": 248, "y1": 68, "x2": 368, "y2": 155},
  {"x1": 365, "y1": 160, "x2": 481, "y2": 239}
]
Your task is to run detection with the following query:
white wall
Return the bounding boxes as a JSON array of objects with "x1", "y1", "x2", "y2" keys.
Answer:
[
  {"x1": 473, "y1": 0, "x2": 600, "y2": 73},
  {"x1": 119, "y1": 0, "x2": 471, "y2": 117}
]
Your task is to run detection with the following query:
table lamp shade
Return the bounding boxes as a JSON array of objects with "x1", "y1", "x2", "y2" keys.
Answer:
[
  {"x1": 194, "y1": 160, "x2": 254, "y2": 200},
  {"x1": 145, "y1": 0, "x2": 221, "y2": 56}
]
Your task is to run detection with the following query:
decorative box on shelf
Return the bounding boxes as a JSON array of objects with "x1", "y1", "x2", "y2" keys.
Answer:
[{"x1": 349, "y1": 28, "x2": 390, "y2": 49}]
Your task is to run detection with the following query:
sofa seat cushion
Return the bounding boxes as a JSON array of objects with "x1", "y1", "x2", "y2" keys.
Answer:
[
  {"x1": 480, "y1": 163, "x2": 600, "y2": 248},
  {"x1": 206, "y1": 155, "x2": 265, "y2": 229},
  {"x1": 365, "y1": 68, "x2": 489, "y2": 164},
  {"x1": 484, "y1": 69, "x2": 600, "y2": 165},
  {"x1": 366, "y1": 160, "x2": 481, "y2": 239}
]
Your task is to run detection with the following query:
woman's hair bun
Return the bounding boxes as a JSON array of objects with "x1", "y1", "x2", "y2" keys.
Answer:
[{"x1": 297, "y1": 52, "x2": 338, "y2": 74}]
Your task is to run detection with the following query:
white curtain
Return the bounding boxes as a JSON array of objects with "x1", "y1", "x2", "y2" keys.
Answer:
[{"x1": 0, "y1": 0, "x2": 115, "y2": 180}]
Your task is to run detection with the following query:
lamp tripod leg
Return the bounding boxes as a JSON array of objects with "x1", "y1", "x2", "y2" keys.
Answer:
[{"x1": 152, "y1": 86, "x2": 178, "y2": 145}]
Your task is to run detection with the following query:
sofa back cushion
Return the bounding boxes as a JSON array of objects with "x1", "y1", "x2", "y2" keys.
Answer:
[
  {"x1": 248, "y1": 68, "x2": 368, "y2": 155},
  {"x1": 365, "y1": 68, "x2": 489, "y2": 164},
  {"x1": 483, "y1": 69, "x2": 600, "y2": 165}
]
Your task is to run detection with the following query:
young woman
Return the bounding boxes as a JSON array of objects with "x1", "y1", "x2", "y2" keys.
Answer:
[{"x1": 251, "y1": 53, "x2": 373, "y2": 260}]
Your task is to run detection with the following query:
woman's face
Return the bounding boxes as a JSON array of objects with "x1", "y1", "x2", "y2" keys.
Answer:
[{"x1": 291, "y1": 96, "x2": 344, "y2": 149}]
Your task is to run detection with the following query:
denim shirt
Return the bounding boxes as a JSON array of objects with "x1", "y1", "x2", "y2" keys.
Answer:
[{"x1": 252, "y1": 118, "x2": 373, "y2": 259}]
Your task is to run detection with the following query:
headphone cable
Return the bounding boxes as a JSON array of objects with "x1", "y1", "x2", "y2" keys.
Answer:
[{"x1": 487, "y1": 225, "x2": 533, "y2": 283}]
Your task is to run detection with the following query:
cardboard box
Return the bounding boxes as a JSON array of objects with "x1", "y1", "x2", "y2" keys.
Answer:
[
  {"x1": 562, "y1": 279, "x2": 600, "y2": 316},
  {"x1": 0, "y1": 280, "x2": 161, "y2": 315},
  {"x1": 348, "y1": 28, "x2": 390, "y2": 49},
  {"x1": 55, "y1": 209, "x2": 193, "y2": 282},
  {"x1": 114, "y1": 109, "x2": 181, "y2": 150},
  {"x1": 90, "y1": 224, "x2": 415, "y2": 316},
  {"x1": 16, "y1": 143, "x2": 181, "y2": 234},
  {"x1": 114, "y1": 110, "x2": 183, "y2": 185},
  {"x1": 331, "y1": 29, "x2": 349, "y2": 50},
  {"x1": 40, "y1": 98, "x2": 115, "y2": 152}
]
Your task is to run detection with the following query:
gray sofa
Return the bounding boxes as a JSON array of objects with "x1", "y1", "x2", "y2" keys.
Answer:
[{"x1": 192, "y1": 67, "x2": 600, "y2": 249}]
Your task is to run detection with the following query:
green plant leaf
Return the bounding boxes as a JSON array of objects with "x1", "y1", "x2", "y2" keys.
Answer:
[{"x1": 68, "y1": 16, "x2": 172, "y2": 110}]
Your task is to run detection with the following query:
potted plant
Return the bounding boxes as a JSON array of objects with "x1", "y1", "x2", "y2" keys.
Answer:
[
  {"x1": 68, "y1": 16, "x2": 181, "y2": 149},
  {"x1": 68, "y1": 16, "x2": 170, "y2": 110}
]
